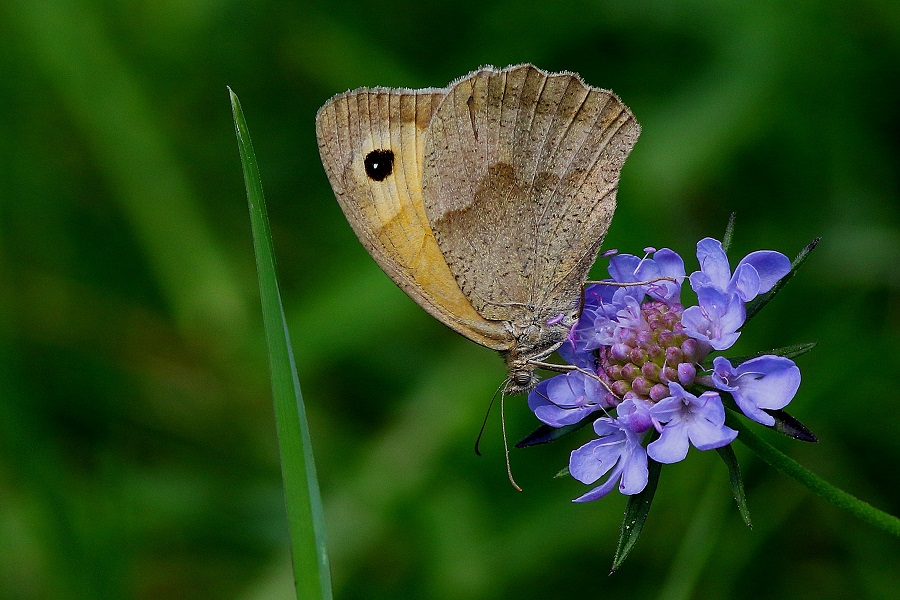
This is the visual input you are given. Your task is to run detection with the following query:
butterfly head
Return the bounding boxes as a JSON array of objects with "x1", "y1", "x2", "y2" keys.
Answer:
[{"x1": 503, "y1": 365, "x2": 540, "y2": 395}]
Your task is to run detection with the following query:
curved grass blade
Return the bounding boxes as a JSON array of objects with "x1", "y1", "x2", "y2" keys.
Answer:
[
  {"x1": 611, "y1": 458, "x2": 662, "y2": 573},
  {"x1": 746, "y1": 237, "x2": 820, "y2": 322},
  {"x1": 230, "y1": 88, "x2": 332, "y2": 600},
  {"x1": 716, "y1": 444, "x2": 752, "y2": 528}
]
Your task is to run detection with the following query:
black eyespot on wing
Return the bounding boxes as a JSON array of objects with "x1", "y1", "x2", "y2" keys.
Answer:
[{"x1": 364, "y1": 149, "x2": 394, "y2": 181}]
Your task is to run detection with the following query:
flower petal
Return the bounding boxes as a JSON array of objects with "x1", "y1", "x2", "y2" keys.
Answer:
[
  {"x1": 569, "y1": 436, "x2": 622, "y2": 484},
  {"x1": 730, "y1": 262, "x2": 761, "y2": 302},
  {"x1": 687, "y1": 419, "x2": 738, "y2": 450},
  {"x1": 647, "y1": 421, "x2": 690, "y2": 463},
  {"x1": 736, "y1": 356, "x2": 801, "y2": 407},
  {"x1": 528, "y1": 372, "x2": 609, "y2": 427},
  {"x1": 647, "y1": 395, "x2": 683, "y2": 423},
  {"x1": 640, "y1": 248, "x2": 685, "y2": 304},
  {"x1": 736, "y1": 250, "x2": 791, "y2": 294},
  {"x1": 685, "y1": 394, "x2": 738, "y2": 451},
  {"x1": 572, "y1": 463, "x2": 624, "y2": 502},
  {"x1": 618, "y1": 443, "x2": 649, "y2": 495},
  {"x1": 682, "y1": 286, "x2": 746, "y2": 351},
  {"x1": 712, "y1": 355, "x2": 802, "y2": 425},
  {"x1": 582, "y1": 283, "x2": 617, "y2": 311},
  {"x1": 653, "y1": 248, "x2": 686, "y2": 280},
  {"x1": 695, "y1": 238, "x2": 732, "y2": 289},
  {"x1": 608, "y1": 254, "x2": 642, "y2": 283}
]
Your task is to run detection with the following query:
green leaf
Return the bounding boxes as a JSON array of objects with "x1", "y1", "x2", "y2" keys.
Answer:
[
  {"x1": 554, "y1": 466, "x2": 571, "y2": 479},
  {"x1": 715, "y1": 444, "x2": 752, "y2": 528},
  {"x1": 745, "y1": 237, "x2": 820, "y2": 323},
  {"x1": 516, "y1": 419, "x2": 592, "y2": 448},
  {"x1": 611, "y1": 458, "x2": 662, "y2": 573},
  {"x1": 231, "y1": 88, "x2": 333, "y2": 600},
  {"x1": 722, "y1": 212, "x2": 737, "y2": 253}
]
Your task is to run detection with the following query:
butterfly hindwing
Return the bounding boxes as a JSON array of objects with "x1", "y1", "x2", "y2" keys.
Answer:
[{"x1": 422, "y1": 65, "x2": 641, "y2": 329}]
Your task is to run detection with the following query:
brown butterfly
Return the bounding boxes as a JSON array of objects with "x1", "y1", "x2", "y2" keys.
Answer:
[{"x1": 316, "y1": 64, "x2": 640, "y2": 393}]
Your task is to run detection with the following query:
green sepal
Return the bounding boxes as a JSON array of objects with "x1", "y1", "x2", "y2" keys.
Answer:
[
  {"x1": 705, "y1": 341, "x2": 818, "y2": 370},
  {"x1": 721, "y1": 398, "x2": 818, "y2": 443},
  {"x1": 516, "y1": 418, "x2": 592, "y2": 448},
  {"x1": 610, "y1": 458, "x2": 662, "y2": 573},
  {"x1": 722, "y1": 212, "x2": 737, "y2": 253},
  {"x1": 716, "y1": 444, "x2": 752, "y2": 528},
  {"x1": 766, "y1": 409, "x2": 818, "y2": 442},
  {"x1": 745, "y1": 237, "x2": 820, "y2": 323}
]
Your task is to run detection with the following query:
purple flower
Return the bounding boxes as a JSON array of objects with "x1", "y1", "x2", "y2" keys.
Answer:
[
  {"x1": 525, "y1": 236, "x2": 806, "y2": 504},
  {"x1": 527, "y1": 371, "x2": 613, "y2": 427},
  {"x1": 557, "y1": 318, "x2": 599, "y2": 370},
  {"x1": 647, "y1": 383, "x2": 738, "y2": 464},
  {"x1": 689, "y1": 238, "x2": 791, "y2": 302},
  {"x1": 582, "y1": 293, "x2": 645, "y2": 351},
  {"x1": 569, "y1": 400, "x2": 652, "y2": 501},
  {"x1": 557, "y1": 283, "x2": 621, "y2": 368},
  {"x1": 608, "y1": 249, "x2": 685, "y2": 305},
  {"x1": 681, "y1": 285, "x2": 746, "y2": 350},
  {"x1": 711, "y1": 356, "x2": 801, "y2": 426}
]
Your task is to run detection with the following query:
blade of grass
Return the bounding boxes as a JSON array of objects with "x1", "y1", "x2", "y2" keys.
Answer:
[
  {"x1": 713, "y1": 341, "x2": 818, "y2": 368},
  {"x1": 230, "y1": 88, "x2": 332, "y2": 599},
  {"x1": 657, "y1": 470, "x2": 728, "y2": 600}
]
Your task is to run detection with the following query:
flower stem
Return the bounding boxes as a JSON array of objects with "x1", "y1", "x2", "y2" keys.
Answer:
[{"x1": 726, "y1": 411, "x2": 900, "y2": 538}]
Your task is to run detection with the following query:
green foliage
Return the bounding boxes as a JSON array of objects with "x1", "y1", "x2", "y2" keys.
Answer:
[{"x1": 0, "y1": 1, "x2": 898, "y2": 599}]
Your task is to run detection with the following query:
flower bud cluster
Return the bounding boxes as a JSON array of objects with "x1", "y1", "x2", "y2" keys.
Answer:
[{"x1": 598, "y1": 300, "x2": 710, "y2": 403}]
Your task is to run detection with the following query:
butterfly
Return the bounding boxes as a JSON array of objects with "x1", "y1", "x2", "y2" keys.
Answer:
[{"x1": 316, "y1": 64, "x2": 640, "y2": 393}]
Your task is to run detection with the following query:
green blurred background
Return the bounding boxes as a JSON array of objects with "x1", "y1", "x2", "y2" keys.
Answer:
[{"x1": 1, "y1": 0, "x2": 898, "y2": 598}]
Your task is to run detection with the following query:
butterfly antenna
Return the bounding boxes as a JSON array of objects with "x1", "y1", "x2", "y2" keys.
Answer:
[
  {"x1": 501, "y1": 390, "x2": 523, "y2": 492},
  {"x1": 474, "y1": 380, "x2": 504, "y2": 456},
  {"x1": 586, "y1": 276, "x2": 677, "y2": 288}
]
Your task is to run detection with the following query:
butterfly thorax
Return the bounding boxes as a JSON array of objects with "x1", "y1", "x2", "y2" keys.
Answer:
[{"x1": 500, "y1": 316, "x2": 573, "y2": 394}]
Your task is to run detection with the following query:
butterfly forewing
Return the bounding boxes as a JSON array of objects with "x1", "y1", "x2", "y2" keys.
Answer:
[{"x1": 315, "y1": 87, "x2": 512, "y2": 350}]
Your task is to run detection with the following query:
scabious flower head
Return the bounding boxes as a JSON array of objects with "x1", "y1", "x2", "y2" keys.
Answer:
[
  {"x1": 562, "y1": 250, "x2": 710, "y2": 407},
  {"x1": 526, "y1": 238, "x2": 801, "y2": 502}
]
